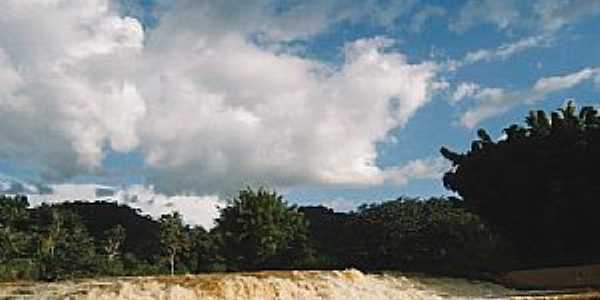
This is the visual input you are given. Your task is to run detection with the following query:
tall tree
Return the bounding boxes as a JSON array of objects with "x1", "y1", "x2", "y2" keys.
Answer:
[
  {"x1": 213, "y1": 187, "x2": 312, "y2": 270},
  {"x1": 103, "y1": 225, "x2": 126, "y2": 262},
  {"x1": 440, "y1": 102, "x2": 600, "y2": 267},
  {"x1": 159, "y1": 212, "x2": 189, "y2": 276}
]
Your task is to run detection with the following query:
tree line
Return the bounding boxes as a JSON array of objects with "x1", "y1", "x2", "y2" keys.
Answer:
[
  {"x1": 0, "y1": 189, "x2": 503, "y2": 281},
  {"x1": 1, "y1": 102, "x2": 598, "y2": 281}
]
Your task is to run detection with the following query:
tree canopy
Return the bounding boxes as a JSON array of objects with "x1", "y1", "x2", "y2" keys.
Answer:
[
  {"x1": 213, "y1": 187, "x2": 312, "y2": 270},
  {"x1": 441, "y1": 102, "x2": 600, "y2": 267},
  {"x1": 340, "y1": 197, "x2": 506, "y2": 273},
  {"x1": 159, "y1": 212, "x2": 189, "y2": 276}
]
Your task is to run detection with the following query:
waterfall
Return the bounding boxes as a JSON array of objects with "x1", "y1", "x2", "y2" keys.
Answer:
[{"x1": 0, "y1": 269, "x2": 522, "y2": 299}]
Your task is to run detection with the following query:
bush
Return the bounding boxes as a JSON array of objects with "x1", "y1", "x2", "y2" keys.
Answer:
[{"x1": 0, "y1": 259, "x2": 38, "y2": 281}]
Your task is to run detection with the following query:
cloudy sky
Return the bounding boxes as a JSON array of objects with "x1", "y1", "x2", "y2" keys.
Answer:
[{"x1": 0, "y1": 0, "x2": 599, "y2": 227}]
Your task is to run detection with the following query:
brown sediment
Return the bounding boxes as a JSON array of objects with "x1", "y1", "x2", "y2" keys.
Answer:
[
  {"x1": 2, "y1": 269, "x2": 599, "y2": 299},
  {"x1": 502, "y1": 265, "x2": 600, "y2": 290},
  {"x1": 512, "y1": 291, "x2": 600, "y2": 299},
  {"x1": 0, "y1": 270, "x2": 516, "y2": 299}
]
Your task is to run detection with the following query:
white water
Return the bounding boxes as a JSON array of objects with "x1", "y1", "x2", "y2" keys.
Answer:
[{"x1": 0, "y1": 270, "x2": 519, "y2": 299}]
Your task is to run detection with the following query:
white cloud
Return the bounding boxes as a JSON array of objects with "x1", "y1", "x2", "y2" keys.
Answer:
[
  {"x1": 0, "y1": 0, "x2": 145, "y2": 180},
  {"x1": 594, "y1": 73, "x2": 600, "y2": 90},
  {"x1": 0, "y1": 174, "x2": 52, "y2": 195},
  {"x1": 138, "y1": 33, "x2": 439, "y2": 194},
  {"x1": 450, "y1": 0, "x2": 520, "y2": 33},
  {"x1": 459, "y1": 67, "x2": 600, "y2": 128},
  {"x1": 383, "y1": 157, "x2": 450, "y2": 186},
  {"x1": 443, "y1": 35, "x2": 552, "y2": 72},
  {"x1": 533, "y1": 68, "x2": 599, "y2": 94},
  {"x1": 320, "y1": 198, "x2": 358, "y2": 212},
  {"x1": 450, "y1": 0, "x2": 600, "y2": 35},
  {"x1": 410, "y1": 5, "x2": 446, "y2": 33},
  {"x1": 0, "y1": 0, "x2": 442, "y2": 196},
  {"x1": 28, "y1": 184, "x2": 223, "y2": 229},
  {"x1": 143, "y1": 0, "x2": 417, "y2": 43},
  {"x1": 452, "y1": 82, "x2": 480, "y2": 103},
  {"x1": 115, "y1": 185, "x2": 222, "y2": 229},
  {"x1": 460, "y1": 88, "x2": 518, "y2": 128},
  {"x1": 534, "y1": 0, "x2": 600, "y2": 32},
  {"x1": 464, "y1": 35, "x2": 552, "y2": 64}
]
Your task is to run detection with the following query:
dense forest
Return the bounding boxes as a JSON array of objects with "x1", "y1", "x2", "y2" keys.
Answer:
[{"x1": 0, "y1": 103, "x2": 598, "y2": 281}]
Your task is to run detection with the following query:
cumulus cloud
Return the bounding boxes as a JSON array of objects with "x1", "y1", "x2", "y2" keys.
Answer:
[
  {"x1": 28, "y1": 184, "x2": 222, "y2": 229},
  {"x1": 138, "y1": 32, "x2": 439, "y2": 194},
  {"x1": 459, "y1": 67, "x2": 600, "y2": 128},
  {"x1": 0, "y1": 0, "x2": 145, "y2": 180},
  {"x1": 0, "y1": 0, "x2": 441, "y2": 196}
]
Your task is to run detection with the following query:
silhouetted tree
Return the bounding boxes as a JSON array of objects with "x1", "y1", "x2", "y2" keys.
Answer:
[{"x1": 441, "y1": 102, "x2": 600, "y2": 267}]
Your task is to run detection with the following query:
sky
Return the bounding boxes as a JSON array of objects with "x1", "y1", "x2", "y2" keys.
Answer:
[{"x1": 0, "y1": 0, "x2": 599, "y2": 228}]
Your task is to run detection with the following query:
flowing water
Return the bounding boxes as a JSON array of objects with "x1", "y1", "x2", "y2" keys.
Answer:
[{"x1": 0, "y1": 269, "x2": 588, "y2": 300}]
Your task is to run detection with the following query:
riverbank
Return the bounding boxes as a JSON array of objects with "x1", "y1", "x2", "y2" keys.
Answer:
[{"x1": 501, "y1": 264, "x2": 600, "y2": 290}]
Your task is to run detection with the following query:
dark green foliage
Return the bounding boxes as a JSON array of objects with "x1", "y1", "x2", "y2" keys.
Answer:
[
  {"x1": 0, "y1": 178, "x2": 539, "y2": 281},
  {"x1": 52, "y1": 201, "x2": 161, "y2": 264},
  {"x1": 98, "y1": 225, "x2": 127, "y2": 275},
  {"x1": 299, "y1": 206, "x2": 353, "y2": 268},
  {"x1": 301, "y1": 198, "x2": 511, "y2": 275},
  {"x1": 183, "y1": 226, "x2": 222, "y2": 273},
  {"x1": 348, "y1": 198, "x2": 511, "y2": 274},
  {"x1": 0, "y1": 258, "x2": 38, "y2": 281},
  {"x1": 0, "y1": 198, "x2": 167, "y2": 280},
  {"x1": 159, "y1": 212, "x2": 190, "y2": 275},
  {"x1": 441, "y1": 102, "x2": 600, "y2": 268},
  {"x1": 0, "y1": 195, "x2": 31, "y2": 262},
  {"x1": 0, "y1": 195, "x2": 36, "y2": 281},
  {"x1": 33, "y1": 205, "x2": 97, "y2": 280},
  {"x1": 213, "y1": 187, "x2": 312, "y2": 270}
]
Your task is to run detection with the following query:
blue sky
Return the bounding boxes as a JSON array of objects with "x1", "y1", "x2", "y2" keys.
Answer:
[{"x1": 0, "y1": 0, "x2": 599, "y2": 220}]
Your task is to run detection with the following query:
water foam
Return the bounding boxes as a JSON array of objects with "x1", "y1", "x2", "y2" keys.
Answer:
[{"x1": 0, "y1": 269, "x2": 515, "y2": 299}]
